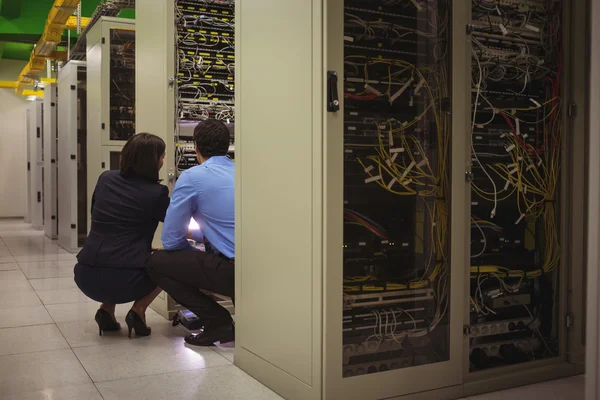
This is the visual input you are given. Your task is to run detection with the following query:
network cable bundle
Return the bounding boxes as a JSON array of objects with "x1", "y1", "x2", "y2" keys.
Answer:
[
  {"x1": 109, "y1": 28, "x2": 136, "y2": 141},
  {"x1": 174, "y1": 0, "x2": 235, "y2": 175},
  {"x1": 342, "y1": 0, "x2": 451, "y2": 377},
  {"x1": 469, "y1": 0, "x2": 562, "y2": 370}
]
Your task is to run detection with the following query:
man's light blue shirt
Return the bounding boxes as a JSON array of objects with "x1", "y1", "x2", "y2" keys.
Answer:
[{"x1": 161, "y1": 156, "x2": 235, "y2": 258}]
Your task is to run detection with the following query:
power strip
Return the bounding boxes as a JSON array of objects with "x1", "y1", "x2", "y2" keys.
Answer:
[
  {"x1": 469, "y1": 317, "x2": 538, "y2": 338},
  {"x1": 343, "y1": 355, "x2": 430, "y2": 378},
  {"x1": 471, "y1": 16, "x2": 541, "y2": 40},
  {"x1": 470, "y1": 337, "x2": 540, "y2": 357},
  {"x1": 496, "y1": 0, "x2": 546, "y2": 12},
  {"x1": 343, "y1": 340, "x2": 404, "y2": 365}
]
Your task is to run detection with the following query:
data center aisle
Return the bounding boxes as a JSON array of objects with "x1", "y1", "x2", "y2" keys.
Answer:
[
  {"x1": 0, "y1": 219, "x2": 279, "y2": 400},
  {"x1": 0, "y1": 218, "x2": 584, "y2": 399}
]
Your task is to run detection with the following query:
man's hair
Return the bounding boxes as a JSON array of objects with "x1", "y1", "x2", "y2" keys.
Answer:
[
  {"x1": 193, "y1": 119, "x2": 231, "y2": 158},
  {"x1": 120, "y1": 133, "x2": 166, "y2": 182}
]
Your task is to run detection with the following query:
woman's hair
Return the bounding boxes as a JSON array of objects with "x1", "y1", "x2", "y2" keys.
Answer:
[{"x1": 120, "y1": 133, "x2": 166, "y2": 181}]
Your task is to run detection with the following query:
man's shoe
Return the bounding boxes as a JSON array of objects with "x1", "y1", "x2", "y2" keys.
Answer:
[{"x1": 184, "y1": 324, "x2": 234, "y2": 346}]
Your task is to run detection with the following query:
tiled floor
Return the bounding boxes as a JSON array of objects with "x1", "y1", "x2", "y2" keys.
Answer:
[
  {"x1": 0, "y1": 219, "x2": 585, "y2": 399},
  {"x1": 0, "y1": 219, "x2": 280, "y2": 400}
]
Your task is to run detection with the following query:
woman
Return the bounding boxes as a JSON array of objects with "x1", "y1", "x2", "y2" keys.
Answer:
[{"x1": 74, "y1": 133, "x2": 169, "y2": 338}]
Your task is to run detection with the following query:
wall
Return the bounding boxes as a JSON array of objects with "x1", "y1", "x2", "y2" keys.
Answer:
[{"x1": 0, "y1": 60, "x2": 29, "y2": 217}]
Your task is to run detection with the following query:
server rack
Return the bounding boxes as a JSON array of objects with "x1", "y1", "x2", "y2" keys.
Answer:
[
  {"x1": 87, "y1": 17, "x2": 135, "y2": 235},
  {"x1": 234, "y1": 1, "x2": 587, "y2": 399},
  {"x1": 28, "y1": 100, "x2": 44, "y2": 231},
  {"x1": 57, "y1": 61, "x2": 87, "y2": 252},
  {"x1": 43, "y1": 83, "x2": 58, "y2": 240}
]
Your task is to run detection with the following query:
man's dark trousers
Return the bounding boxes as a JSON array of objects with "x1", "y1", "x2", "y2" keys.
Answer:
[{"x1": 147, "y1": 248, "x2": 234, "y2": 329}]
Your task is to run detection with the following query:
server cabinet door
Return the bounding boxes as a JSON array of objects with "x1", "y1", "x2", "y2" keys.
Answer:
[
  {"x1": 103, "y1": 23, "x2": 136, "y2": 147},
  {"x1": 44, "y1": 85, "x2": 58, "y2": 239},
  {"x1": 30, "y1": 101, "x2": 44, "y2": 230},
  {"x1": 323, "y1": 0, "x2": 465, "y2": 398},
  {"x1": 466, "y1": 0, "x2": 568, "y2": 380},
  {"x1": 58, "y1": 63, "x2": 86, "y2": 252}
]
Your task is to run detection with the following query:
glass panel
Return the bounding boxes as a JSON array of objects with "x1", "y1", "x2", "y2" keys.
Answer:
[
  {"x1": 109, "y1": 28, "x2": 136, "y2": 141},
  {"x1": 174, "y1": 0, "x2": 235, "y2": 176},
  {"x1": 109, "y1": 151, "x2": 122, "y2": 170},
  {"x1": 468, "y1": 0, "x2": 562, "y2": 371},
  {"x1": 342, "y1": 0, "x2": 452, "y2": 377}
]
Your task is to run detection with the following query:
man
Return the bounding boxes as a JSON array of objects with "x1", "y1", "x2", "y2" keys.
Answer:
[{"x1": 148, "y1": 119, "x2": 234, "y2": 346}]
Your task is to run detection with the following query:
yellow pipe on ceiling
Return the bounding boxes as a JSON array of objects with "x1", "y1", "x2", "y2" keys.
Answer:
[
  {"x1": 15, "y1": 0, "x2": 81, "y2": 96},
  {"x1": 0, "y1": 81, "x2": 18, "y2": 89}
]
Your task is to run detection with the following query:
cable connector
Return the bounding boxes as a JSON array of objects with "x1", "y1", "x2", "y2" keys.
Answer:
[
  {"x1": 409, "y1": 0, "x2": 423, "y2": 11},
  {"x1": 529, "y1": 98, "x2": 542, "y2": 108},
  {"x1": 414, "y1": 78, "x2": 425, "y2": 95},
  {"x1": 515, "y1": 213, "x2": 525, "y2": 224},
  {"x1": 390, "y1": 78, "x2": 414, "y2": 104},
  {"x1": 524, "y1": 24, "x2": 540, "y2": 32},
  {"x1": 364, "y1": 84, "x2": 382, "y2": 97},
  {"x1": 402, "y1": 161, "x2": 416, "y2": 179},
  {"x1": 365, "y1": 175, "x2": 382, "y2": 184}
]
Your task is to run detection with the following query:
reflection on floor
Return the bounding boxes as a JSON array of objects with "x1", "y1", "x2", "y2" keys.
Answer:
[
  {"x1": 0, "y1": 219, "x2": 585, "y2": 399},
  {"x1": 0, "y1": 219, "x2": 280, "y2": 400}
]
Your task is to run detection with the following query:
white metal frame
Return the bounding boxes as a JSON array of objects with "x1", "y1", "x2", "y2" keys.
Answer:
[
  {"x1": 43, "y1": 83, "x2": 58, "y2": 239},
  {"x1": 101, "y1": 145, "x2": 123, "y2": 172},
  {"x1": 87, "y1": 16, "x2": 135, "y2": 148},
  {"x1": 586, "y1": 0, "x2": 599, "y2": 398},
  {"x1": 135, "y1": 0, "x2": 183, "y2": 319},
  {"x1": 87, "y1": 17, "x2": 135, "y2": 235},
  {"x1": 58, "y1": 61, "x2": 87, "y2": 252}
]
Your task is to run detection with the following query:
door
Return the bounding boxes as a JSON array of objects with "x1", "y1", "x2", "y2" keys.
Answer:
[
  {"x1": 44, "y1": 85, "x2": 58, "y2": 239},
  {"x1": 30, "y1": 101, "x2": 44, "y2": 230},
  {"x1": 58, "y1": 63, "x2": 87, "y2": 251},
  {"x1": 323, "y1": 0, "x2": 465, "y2": 398},
  {"x1": 104, "y1": 24, "x2": 136, "y2": 146},
  {"x1": 58, "y1": 65, "x2": 79, "y2": 250},
  {"x1": 464, "y1": 0, "x2": 573, "y2": 387}
]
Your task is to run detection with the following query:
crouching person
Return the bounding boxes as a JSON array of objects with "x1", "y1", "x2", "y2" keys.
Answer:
[{"x1": 148, "y1": 119, "x2": 235, "y2": 346}]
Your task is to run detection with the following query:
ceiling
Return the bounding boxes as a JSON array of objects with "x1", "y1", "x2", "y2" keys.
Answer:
[{"x1": 0, "y1": 0, "x2": 134, "y2": 61}]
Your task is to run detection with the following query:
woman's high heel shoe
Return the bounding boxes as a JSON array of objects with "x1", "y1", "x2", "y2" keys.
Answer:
[
  {"x1": 125, "y1": 310, "x2": 151, "y2": 338},
  {"x1": 95, "y1": 309, "x2": 121, "y2": 336}
]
